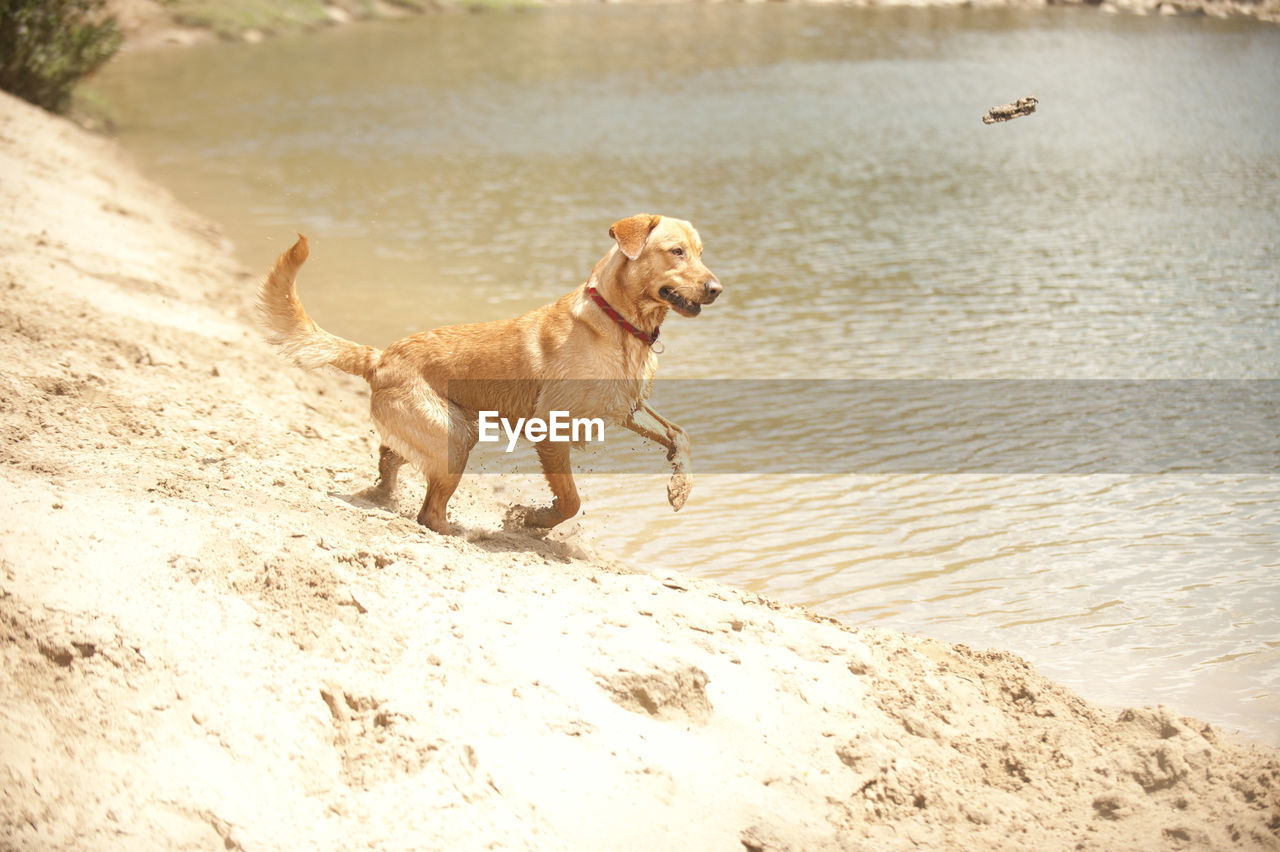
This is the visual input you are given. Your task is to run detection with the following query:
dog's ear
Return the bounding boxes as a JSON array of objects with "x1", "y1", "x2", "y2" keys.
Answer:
[{"x1": 608, "y1": 214, "x2": 662, "y2": 261}]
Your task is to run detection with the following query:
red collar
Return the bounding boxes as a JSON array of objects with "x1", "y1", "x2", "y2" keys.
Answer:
[{"x1": 587, "y1": 286, "x2": 659, "y2": 348}]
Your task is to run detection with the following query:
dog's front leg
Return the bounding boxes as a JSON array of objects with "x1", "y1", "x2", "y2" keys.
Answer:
[
  {"x1": 517, "y1": 440, "x2": 582, "y2": 529},
  {"x1": 623, "y1": 404, "x2": 692, "y2": 511}
]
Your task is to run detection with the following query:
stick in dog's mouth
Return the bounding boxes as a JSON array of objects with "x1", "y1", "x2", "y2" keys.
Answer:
[{"x1": 659, "y1": 286, "x2": 703, "y2": 317}]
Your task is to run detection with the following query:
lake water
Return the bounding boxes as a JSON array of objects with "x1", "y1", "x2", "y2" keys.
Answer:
[{"x1": 93, "y1": 5, "x2": 1280, "y2": 742}]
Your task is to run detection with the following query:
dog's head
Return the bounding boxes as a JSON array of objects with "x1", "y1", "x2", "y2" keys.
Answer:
[{"x1": 608, "y1": 214, "x2": 722, "y2": 318}]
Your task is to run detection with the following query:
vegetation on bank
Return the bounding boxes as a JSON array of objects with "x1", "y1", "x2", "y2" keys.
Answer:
[
  {"x1": 0, "y1": 0, "x2": 121, "y2": 113},
  {"x1": 156, "y1": 0, "x2": 537, "y2": 42},
  {"x1": 164, "y1": 0, "x2": 362, "y2": 39},
  {"x1": 160, "y1": 0, "x2": 501, "y2": 40},
  {"x1": 111, "y1": 0, "x2": 1280, "y2": 47},
  {"x1": 155, "y1": 0, "x2": 1280, "y2": 35}
]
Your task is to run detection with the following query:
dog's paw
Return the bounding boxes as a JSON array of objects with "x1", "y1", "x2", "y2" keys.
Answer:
[
  {"x1": 415, "y1": 506, "x2": 460, "y2": 535},
  {"x1": 416, "y1": 516, "x2": 460, "y2": 536},
  {"x1": 667, "y1": 472, "x2": 692, "y2": 512},
  {"x1": 504, "y1": 504, "x2": 557, "y2": 531},
  {"x1": 523, "y1": 506, "x2": 562, "y2": 529}
]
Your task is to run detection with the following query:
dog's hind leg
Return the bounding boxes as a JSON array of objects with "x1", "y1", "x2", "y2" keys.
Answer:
[
  {"x1": 376, "y1": 445, "x2": 406, "y2": 491},
  {"x1": 372, "y1": 445, "x2": 405, "y2": 499},
  {"x1": 417, "y1": 471, "x2": 463, "y2": 534},
  {"x1": 371, "y1": 389, "x2": 475, "y2": 534},
  {"x1": 355, "y1": 445, "x2": 405, "y2": 508},
  {"x1": 414, "y1": 402, "x2": 479, "y2": 534}
]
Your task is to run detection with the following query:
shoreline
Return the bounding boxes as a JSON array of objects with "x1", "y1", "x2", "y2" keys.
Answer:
[
  {"x1": 2, "y1": 83, "x2": 1279, "y2": 848},
  {"x1": 103, "y1": 0, "x2": 1279, "y2": 50}
]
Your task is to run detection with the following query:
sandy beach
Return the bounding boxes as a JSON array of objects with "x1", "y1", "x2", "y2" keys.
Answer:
[
  {"x1": 2, "y1": 86, "x2": 1279, "y2": 851},
  {"x1": 1, "y1": 7, "x2": 1279, "y2": 848}
]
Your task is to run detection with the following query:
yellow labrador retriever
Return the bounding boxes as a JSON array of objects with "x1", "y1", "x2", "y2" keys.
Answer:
[{"x1": 258, "y1": 214, "x2": 722, "y2": 534}]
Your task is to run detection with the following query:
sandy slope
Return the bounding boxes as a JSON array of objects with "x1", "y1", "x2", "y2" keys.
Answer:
[{"x1": 1, "y1": 90, "x2": 1278, "y2": 851}]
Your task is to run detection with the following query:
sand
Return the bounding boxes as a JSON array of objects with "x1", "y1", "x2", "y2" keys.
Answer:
[{"x1": 1, "y1": 83, "x2": 1278, "y2": 850}]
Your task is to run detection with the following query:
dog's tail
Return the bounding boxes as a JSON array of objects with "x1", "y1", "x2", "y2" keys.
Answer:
[{"x1": 257, "y1": 235, "x2": 379, "y2": 381}]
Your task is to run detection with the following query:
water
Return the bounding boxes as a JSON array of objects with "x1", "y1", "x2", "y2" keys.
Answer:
[{"x1": 92, "y1": 6, "x2": 1280, "y2": 742}]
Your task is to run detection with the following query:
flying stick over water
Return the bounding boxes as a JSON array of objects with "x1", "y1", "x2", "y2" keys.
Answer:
[{"x1": 983, "y1": 96, "x2": 1038, "y2": 124}]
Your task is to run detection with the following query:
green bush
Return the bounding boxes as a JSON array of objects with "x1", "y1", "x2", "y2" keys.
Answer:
[
  {"x1": 0, "y1": 0, "x2": 122, "y2": 114},
  {"x1": 165, "y1": 0, "x2": 334, "y2": 39}
]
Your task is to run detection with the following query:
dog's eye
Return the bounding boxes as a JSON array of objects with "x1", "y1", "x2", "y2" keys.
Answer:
[{"x1": 670, "y1": 247, "x2": 685, "y2": 258}]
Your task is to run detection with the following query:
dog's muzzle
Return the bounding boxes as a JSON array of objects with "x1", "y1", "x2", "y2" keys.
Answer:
[{"x1": 660, "y1": 276, "x2": 722, "y2": 317}]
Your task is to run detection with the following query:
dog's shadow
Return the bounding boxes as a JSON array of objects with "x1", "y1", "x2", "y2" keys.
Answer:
[{"x1": 329, "y1": 489, "x2": 615, "y2": 566}]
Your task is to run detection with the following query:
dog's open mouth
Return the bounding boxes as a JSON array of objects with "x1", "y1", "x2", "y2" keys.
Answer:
[{"x1": 659, "y1": 286, "x2": 702, "y2": 317}]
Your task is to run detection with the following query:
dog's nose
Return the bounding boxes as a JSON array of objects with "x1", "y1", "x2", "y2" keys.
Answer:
[{"x1": 703, "y1": 276, "x2": 723, "y2": 303}]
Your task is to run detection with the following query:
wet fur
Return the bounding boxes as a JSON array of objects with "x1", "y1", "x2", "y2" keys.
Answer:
[{"x1": 257, "y1": 214, "x2": 721, "y2": 534}]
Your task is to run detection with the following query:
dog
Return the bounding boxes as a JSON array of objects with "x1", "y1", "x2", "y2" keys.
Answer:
[{"x1": 257, "y1": 214, "x2": 722, "y2": 534}]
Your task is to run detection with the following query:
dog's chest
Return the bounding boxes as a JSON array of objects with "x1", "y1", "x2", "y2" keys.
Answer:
[{"x1": 550, "y1": 346, "x2": 657, "y2": 421}]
